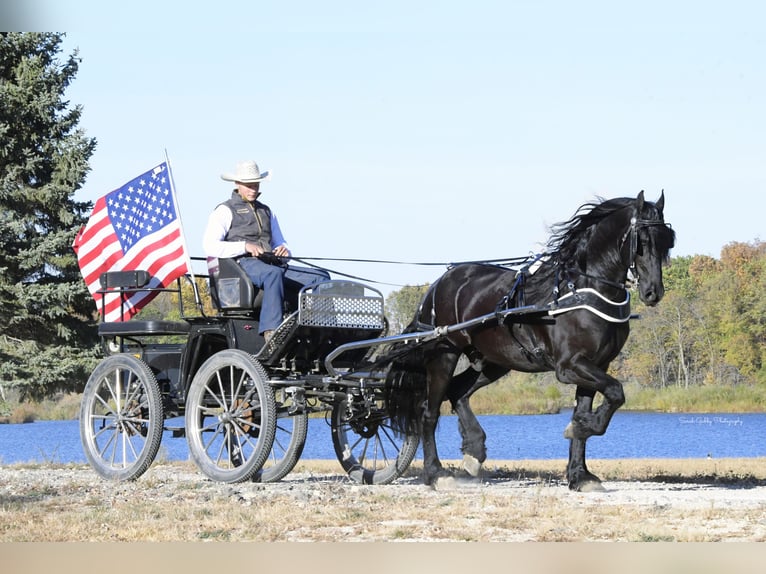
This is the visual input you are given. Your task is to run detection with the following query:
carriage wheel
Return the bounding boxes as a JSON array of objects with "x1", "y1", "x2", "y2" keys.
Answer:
[
  {"x1": 331, "y1": 395, "x2": 419, "y2": 485},
  {"x1": 79, "y1": 354, "x2": 164, "y2": 481},
  {"x1": 185, "y1": 349, "x2": 276, "y2": 483},
  {"x1": 254, "y1": 392, "x2": 309, "y2": 483}
]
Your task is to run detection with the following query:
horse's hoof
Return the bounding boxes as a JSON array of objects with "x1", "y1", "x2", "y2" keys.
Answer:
[
  {"x1": 462, "y1": 454, "x2": 483, "y2": 477},
  {"x1": 574, "y1": 480, "x2": 606, "y2": 493},
  {"x1": 563, "y1": 422, "x2": 574, "y2": 439}
]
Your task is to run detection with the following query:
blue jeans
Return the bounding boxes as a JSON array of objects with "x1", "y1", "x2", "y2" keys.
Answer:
[{"x1": 237, "y1": 258, "x2": 330, "y2": 333}]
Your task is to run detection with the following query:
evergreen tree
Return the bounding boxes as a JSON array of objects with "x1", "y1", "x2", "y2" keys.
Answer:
[{"x1": 0, "y1": 32, "x2": 99, "y2": 398}]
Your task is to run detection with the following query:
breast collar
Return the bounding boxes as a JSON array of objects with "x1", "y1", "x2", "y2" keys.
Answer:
[{"x1": 547, "y1": 287, "x2": 631, "y2": 323}]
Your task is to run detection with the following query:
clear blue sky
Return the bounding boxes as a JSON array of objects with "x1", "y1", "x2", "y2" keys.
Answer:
[{"x1": 25, "y1": 1, "x2": 766, "y2": 295}]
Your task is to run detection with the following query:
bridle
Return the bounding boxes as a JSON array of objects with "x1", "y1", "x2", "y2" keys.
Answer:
[
  {"x1": 556, "y1": 212, "x2": 671, "y2": 299},
  {"x1": 620, "y1": 215, "x2": 671, "y2": 280}
]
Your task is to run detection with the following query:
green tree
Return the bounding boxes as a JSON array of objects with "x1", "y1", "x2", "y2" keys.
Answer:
[
  {"x1": 617, "y1": 246, "x2": 766, "y2": 391},
  {"x1": 139, "y1": 275, "x2": 215, "y2": 321},
  {"x1": 716, "y1": 241, "x2": 766, "y2": 381},
  {"x1": 384, "y1": 284, "x2": 430, "y2": 334},
  {"x1": 0, "y1": 33, "x2": 99, "y2": 398}
]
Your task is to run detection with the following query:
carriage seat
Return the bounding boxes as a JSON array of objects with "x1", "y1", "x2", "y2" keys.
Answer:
[
  {"x1": 207, "y1": 256, "x2": 264, "y2": 314},
  {"x1": 97, "y1": 270, "x2": 191, "y2": 337}
]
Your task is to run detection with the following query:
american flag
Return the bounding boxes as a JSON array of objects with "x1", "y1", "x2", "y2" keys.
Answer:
[{"x1": 73, "y1": 162, "x2": 190, "y2": 322}]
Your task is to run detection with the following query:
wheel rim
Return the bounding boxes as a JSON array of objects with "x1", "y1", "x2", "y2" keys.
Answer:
[
  {"x1": 80, "y1": 355, "x2": 163, "y2": 480},
  {"x1": 195, "y1": 368, "x2": 264, "y2": 469},
  {"x1": 186, "y1": 350, "x2": 275, "y2": 482},
  {"x1": 256, "y1": 391, "x2": 308, "y2": 483},
  {"x1": 332, "y1": 397, "x2": 418, "y2": 484}
]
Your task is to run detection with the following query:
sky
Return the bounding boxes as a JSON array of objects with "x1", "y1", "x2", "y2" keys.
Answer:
[{"x1": 13, "y1": 1, "x2": 766, "y2": 296}]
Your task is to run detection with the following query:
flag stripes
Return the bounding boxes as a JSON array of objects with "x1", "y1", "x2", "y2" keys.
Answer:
[{"x1": 74, "y1": 162, "x2": 189, "y2": 322}]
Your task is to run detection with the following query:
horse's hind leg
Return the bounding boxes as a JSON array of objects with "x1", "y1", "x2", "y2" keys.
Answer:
[
  {"x1": 449, "y1": 363, "x2": 509, "y2": 478},
  {"x1": 455, "y1": 401, "x2": 485, "y2": 477},
  {"x1": 421, "y1": 348, "x2": 460, "y2": 487}
]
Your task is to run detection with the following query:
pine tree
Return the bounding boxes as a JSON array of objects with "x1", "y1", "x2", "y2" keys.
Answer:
[{"x1": 0, "y1": 33, "x2": 99, "y2": 398}]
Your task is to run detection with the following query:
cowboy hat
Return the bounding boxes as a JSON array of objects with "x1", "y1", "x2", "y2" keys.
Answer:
[{"x1": 221, "y1": 160, "x2": 271, "y2": 183}]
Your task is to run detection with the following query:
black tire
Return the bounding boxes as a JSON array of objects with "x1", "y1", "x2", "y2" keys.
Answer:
[
  {"x1": 79, "y1": 354, "x2": 164, "y2": 481},
  {"x1": 254, "y1": 397, "x2": 308, "y2": 483},
  {"x1": 185, "y1": 350, "x2": 276, "y2": 483},
  {"x1": 331, "y1": 394, "x2": 419, "y2": 485}
]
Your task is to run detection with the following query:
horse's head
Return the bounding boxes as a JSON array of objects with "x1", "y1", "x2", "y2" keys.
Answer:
[
  {"x1": 545, "y1": 191, "x2": 675, "y2": 306},
  {"x1": 627, "y1": 191, "x2": 676, "y2": 306}
]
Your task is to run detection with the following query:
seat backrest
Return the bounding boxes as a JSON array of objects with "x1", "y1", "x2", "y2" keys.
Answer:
[
  {"x1": 99, "y1": 270, "x2": 152, "y2": 289},
  {"x1": 207, "y1": 257, "x2": 261, "y2": 313}
]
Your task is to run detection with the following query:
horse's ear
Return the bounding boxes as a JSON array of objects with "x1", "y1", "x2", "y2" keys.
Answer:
[
  {"x1": 656, "y1": 190, "x2": 665, "y2": 214},
  {"x1": 636, "y1": 190, "x2": 645, "y2": 211}
]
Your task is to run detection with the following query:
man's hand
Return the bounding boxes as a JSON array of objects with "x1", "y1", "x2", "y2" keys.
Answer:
[
  {"x1": 244, "y1": 242, "x2": 267, "y2": 257},
  {"x1": 273, "y1": 244, "x2": 290, "y2": 257}
]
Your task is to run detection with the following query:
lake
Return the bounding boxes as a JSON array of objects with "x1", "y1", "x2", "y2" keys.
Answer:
[{"x1": 1, "y1": 410, "x2": 765, "y2": 465}]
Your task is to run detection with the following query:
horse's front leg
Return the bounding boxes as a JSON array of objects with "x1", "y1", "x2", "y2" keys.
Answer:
[
  {"x1": 557, "y1": 353, "x2": 625, "y2": 439},
  {"x1": 557, "y1": 354, "x2": 625, "y2": 491},
  {"x1": 564, "y1": 389, "x2": 605, "y2": 491}
]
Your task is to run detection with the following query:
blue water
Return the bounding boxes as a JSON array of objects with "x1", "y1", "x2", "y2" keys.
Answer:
[{"x1": 1, "y1": 410, "x2": 765, "y2": 465}]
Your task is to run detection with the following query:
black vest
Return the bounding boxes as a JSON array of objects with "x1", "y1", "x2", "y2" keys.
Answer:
[{"x1": 221, "y1": 191, "x2": 273, "y2": 252}]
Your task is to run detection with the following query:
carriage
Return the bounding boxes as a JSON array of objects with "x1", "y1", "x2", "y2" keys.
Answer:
[
  {"x1": 79, "y1": 255, "x2": 420, "y2": 484},
  {"x1": 80, "y1": 191, "x2": 674, "y2": 491}
]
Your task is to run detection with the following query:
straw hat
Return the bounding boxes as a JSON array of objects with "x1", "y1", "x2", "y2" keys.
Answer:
[{"x1": 221, "y1": 160, "x2": 271, "y2": 183}]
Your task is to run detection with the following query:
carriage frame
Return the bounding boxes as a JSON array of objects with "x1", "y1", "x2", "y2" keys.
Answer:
[{"x1": 79, "y1": 256, "x2": 421, "y2": 484}]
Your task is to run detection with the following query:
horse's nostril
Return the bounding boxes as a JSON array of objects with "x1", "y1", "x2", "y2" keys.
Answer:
[{"x1": 643, "y1": 290, "x2": 662, "y2": 305}]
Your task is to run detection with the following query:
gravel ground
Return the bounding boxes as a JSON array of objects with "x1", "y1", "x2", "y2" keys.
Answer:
[{"x1": 2, "y1": 460, "x2": 766, "y2": 542}]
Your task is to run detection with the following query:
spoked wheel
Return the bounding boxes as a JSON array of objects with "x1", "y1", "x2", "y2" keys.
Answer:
[
  {"x1": 185, "y1": 349, "x2": 276, "y2": 483},
  {"x1": 331, "y1": 394, "x2": 419, "y2": 485},
  {"x1": 79, "y1": 354, "x2": 164, "y2": 481},
  {"x1": 254, "y1": 389, "x2": 309, "y2": 483}
]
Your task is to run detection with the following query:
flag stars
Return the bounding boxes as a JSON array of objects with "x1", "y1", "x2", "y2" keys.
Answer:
[{"x1": 105, "y1": 165, "x2": 177, "y2": 253}]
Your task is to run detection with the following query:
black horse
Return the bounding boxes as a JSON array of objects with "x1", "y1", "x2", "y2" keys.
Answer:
[{"x1": 387, "y1": 191, "x2": 675, "y2": 491}]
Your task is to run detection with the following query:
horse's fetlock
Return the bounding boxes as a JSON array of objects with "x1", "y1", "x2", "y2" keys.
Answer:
[{"x1": 604, "y1": 385, "x2": 625, "y2": 406}]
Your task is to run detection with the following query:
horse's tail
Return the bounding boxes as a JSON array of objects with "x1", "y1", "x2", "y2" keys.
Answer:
[{"x1": 385, "y1": 323, "x2": 429, "y2": 437}]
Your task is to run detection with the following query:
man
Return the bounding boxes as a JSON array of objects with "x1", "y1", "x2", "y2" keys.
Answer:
[{"x1": 203, "y1": 160, "x2": 330, "y2": 341}]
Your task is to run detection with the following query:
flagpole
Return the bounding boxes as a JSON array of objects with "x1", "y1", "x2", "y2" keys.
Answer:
[{"x1": 164, "y1": 149, "x2": 201, "y2": 308}]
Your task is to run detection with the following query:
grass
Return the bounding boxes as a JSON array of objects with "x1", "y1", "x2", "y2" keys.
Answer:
[
  {"x1": 0, "y1": 392, "x2": 81, "y2": 423},
  {"x1": 465, "y1": 373, "x2": 766, "y2": 415},
  {"x1": 623, "y1": 381, "x2": 766, "y2": 412}
]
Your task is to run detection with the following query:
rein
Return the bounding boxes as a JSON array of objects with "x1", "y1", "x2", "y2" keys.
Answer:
[
  {"x1": 290, "y1": 211, "x2": 670, "y2": 318},
  {"x1": 288, "y1": 255, "x2": 531, "y2": 288}
]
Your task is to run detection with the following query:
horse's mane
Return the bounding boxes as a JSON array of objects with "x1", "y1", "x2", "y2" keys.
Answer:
[{"x1": 544, "y1": 196, "x2": 635, "y2": 265}]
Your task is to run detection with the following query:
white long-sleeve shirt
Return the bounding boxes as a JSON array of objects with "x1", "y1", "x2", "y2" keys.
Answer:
[{"x1": 202, "y1": 203, "x2": 288, "y2": 258}]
